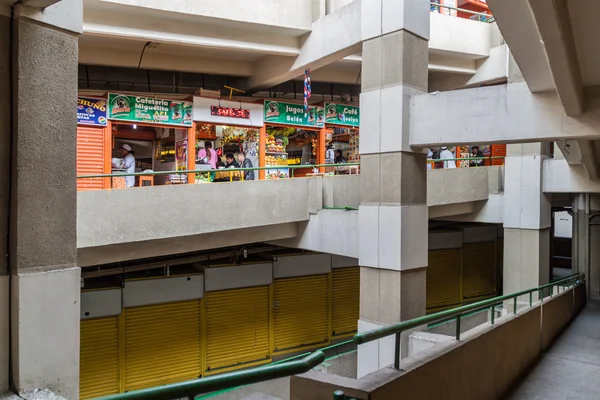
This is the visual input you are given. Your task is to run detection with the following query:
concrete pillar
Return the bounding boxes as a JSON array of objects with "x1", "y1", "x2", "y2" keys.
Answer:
[
  {"x1": 1, "y1": 2, "x2": 82, "y2": 398},
  {"x1": 503, "y1": 143, "x2": 551, "y2": 296},
  {"x1": 357, "y1": 0, "x2": 429, "y2": 378}
]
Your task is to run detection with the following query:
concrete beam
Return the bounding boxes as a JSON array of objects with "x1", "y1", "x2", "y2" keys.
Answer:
[
  {"x1": 409, "y1": 83, "x2": 600, "y2": 147},
  {"x1": 486, "y1": 0, "x2": 554, "y2": 92},
  {"x1": 544, "y1": 158, "x2": 600, "y2": 193},
  {"x1": 247, "y1": 0, "x2": 361, "y2": 89},
  {"x1": 528, "y1": 0, "x2": 583, "y2": 116},
  {"x1": 554, "y1": 139, "x2": 600, "y2": 180},
  {"x1": 22, "y1": 0, "x2": 62, "y2": 8}
]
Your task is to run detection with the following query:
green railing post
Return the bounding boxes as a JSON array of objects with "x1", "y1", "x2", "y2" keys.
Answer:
[
  {"x1": 513, "y1": 297, "x2": 517, "y2": 314},
  {"x1": 529, "y1": 292, "x2": 533, "y2": 307},
  {"x1": 394, "y1": 333, "x2": 401, "y2": 369},
  {"x1": 490, "y1": 305, "x2": 495, "y2": 325},
  {"x1": 455, "y1": 314, "x2": 461, "y2": 340}
]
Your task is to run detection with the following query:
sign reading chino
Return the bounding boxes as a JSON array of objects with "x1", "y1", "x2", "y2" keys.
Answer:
[
  {"x1": 108, "y1": 94, "x2": 193, "y2": 127},
  {"x1": 325, "y1": 103, "x2": 359, "y2": 127},
  {"x1": 77, "y1": 97, "x2": 107, "y2": 126},
  {"x1": 264, "y1": 100, "x2": 324, "y2": 128}
]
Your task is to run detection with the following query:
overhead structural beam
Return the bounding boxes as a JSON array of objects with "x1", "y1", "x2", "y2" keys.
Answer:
[
  {"x1": 246, "y1": 0, "x2": 362, "y2": 90},
  {"x1": 21, "y1": 0, "x2": 62, "y2": 8},
  {"x1": 409, "y1": 83, "x2": 600, "y2": 147},
  {"x1": 555, "y1": 140, "x2": 600, "y2": 180},
  {"x1": 528, "y1": 0, "x2": 584, "y2": 116},
  {"x1": 486, "y1": 0, "x2": 554, "y2": 93}
]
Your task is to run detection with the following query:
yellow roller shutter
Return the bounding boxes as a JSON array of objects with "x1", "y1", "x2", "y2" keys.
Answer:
[
  {"x1": 332, "y1": 268, "x2": 359, "y2": 337},
  {"x1": 124, "y1": 300, "x2": 201, "y2": 392},
  {"x1": 463, "y1": 242, "x2": 496, "y2": 299},
  {"x1": 80, "y1": 317, "x2": 120, "y2": 399},
  {"x1": 205, "y1": 286, "x2": 270, "y2": 375},
  {"x1": 274, "y1": 275, "x2": 329, "y2": 354},
  {"x1": 427, "y1": 249, "x2": 461, "y2": 311}
]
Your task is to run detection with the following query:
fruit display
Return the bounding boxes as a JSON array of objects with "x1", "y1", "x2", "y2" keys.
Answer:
[
  {"x1": 266, "y1": 136, "x2": 286, "y2": 153},
  {"x1": 265, "y1": 155, "x2": 288, "y2": 166}
]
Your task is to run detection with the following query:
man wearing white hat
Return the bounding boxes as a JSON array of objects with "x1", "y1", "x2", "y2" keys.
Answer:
[
  {"x1": 439, "y1": 146, "x2": 456, "y2": 169},
  {"x1": 119, "y1": 143, "x2": 136, "y2": 187}
]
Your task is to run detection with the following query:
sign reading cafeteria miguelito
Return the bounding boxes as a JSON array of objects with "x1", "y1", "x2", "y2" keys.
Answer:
[
  {"x1": 264, "y1": 100, "x2": 324, "y2": 128},
  {"x1": 108, "y1": 93, "x2": 193, "y2": 127},
  {"x1": 324, "y1": 103, "x2": 359, "y2": 127},
  {"x1": 77, "y1": 97, "x2": 107, "y2": 126}
]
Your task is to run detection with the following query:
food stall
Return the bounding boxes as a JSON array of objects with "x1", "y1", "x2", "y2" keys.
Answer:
[
  {"x1": 262, "y1": 100, "x2": 325, "y2": 179},
  {"x1": 324, "y1": 103, "x2": 360, "y2": 174},
  {"x1": 106, "y1": 93, "x2": 195, "y2": 186},
  {"x1": 77, "y1": 97, "x2": 111, "y2": 191},
  {"x1": 193, "y1": 96, "x2": 265, "y2": 182}
]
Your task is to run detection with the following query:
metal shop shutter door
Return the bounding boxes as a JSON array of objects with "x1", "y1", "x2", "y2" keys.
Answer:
[
  {"x1": 80, "y1": 316, "x2": 120, "y2": 399},
  {"x1": 274, "y1": 275, "x2": 329, "y2": 353},
  {"x1": 427, "y1": 249, "x2": 461, "y2": 311},
  {"x1": 124, "y1": 300, "x2": 201, "y2": 392},
  {"x1": 332, "y1": 267, "x2": 359, "y2": 337},
  {"x1": 205, "y1": 286, "x2": 270, "y2": 375},
  {"x1": 462, "y1": 241, "x2": 496, "y2": 299},
  {"x1": 77, "y1": 126, "x2": 105, "y2": 191}
]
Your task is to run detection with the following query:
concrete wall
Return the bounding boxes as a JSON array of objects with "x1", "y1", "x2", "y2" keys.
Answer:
[
  {"x1": 0, "y1": 14, "x2": 8, "y2": 277},
  {"x1": 429, "y1": 12, "x2": 493, "y2": 58},
  {"x1": 290, "y1": 284, "x2": 587, "y2": 400},
  {"x1": 322, "y1": 175, "x2": 360, "y2": 208},
  {"x1": 77, "y1": 178, "x2": 320, "y2": 265},
  {"x1": 427, "y1": 167, "x2": 491, "y2": 206}
]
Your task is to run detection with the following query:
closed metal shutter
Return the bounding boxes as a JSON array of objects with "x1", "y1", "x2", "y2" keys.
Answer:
[
  {"x1": 124, "y1": 300, "x2": 201, "y2": 392},
  {"x1": 274, "y1": 275, "x2": 329, "y2": 353},
  {"x1": 332, "y1": 268, "x2": 359, "y2": 337},
  {"x1": 205, "y1": 286, "x2": 270, "y2": 374},
  {"x1": 463, "y1": 242, "x2": 496, "y2": 299},
  {"x1": 427, "y1": 249, "x2": 461, "y2": 311},
  {"x1": 77, "y1": 126, "x2": 105, "y2": 191},
  {"x1": 80, "y1": 317, "x2": 120, "y2": 399}
]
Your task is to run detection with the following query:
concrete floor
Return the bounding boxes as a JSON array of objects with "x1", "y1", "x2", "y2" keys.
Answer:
[{"x1": 507, "y1": 301, "x2": 600, "y2": 400}]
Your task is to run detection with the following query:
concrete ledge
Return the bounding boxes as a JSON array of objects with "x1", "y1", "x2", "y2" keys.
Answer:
[{"x1": 291, "y1": 285, "x2": 587, "y2": 400}]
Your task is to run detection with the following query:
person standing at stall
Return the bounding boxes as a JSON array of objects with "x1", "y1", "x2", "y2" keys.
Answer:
[
  {"x1": 114, "y1": 144, "x2": 136, "y2": 188},
  {"x1": 439, "y1": 146, "x2": 456, "y2": 169},
  {"x1": 197, "y1": 140, "x2": 217, "y2": 169},
  {"x1": 237, "y1": 151, "x2": 255, "y2": 181}
]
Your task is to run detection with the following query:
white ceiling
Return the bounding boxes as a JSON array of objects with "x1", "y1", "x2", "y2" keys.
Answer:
[{"x1": 79, "y1": 34, "x2": 265, "y2": 62}]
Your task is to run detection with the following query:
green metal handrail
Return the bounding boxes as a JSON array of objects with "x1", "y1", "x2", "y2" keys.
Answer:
[
  {"x1": 94, "y1": 273, "x2": 582, "y2": 400},
  {"x1": 76, "y1": 163, "x2": 360, "y2": 179},
  {"x1": 354, "y1": 273, "x2": 584, "y2": 369},
  {"x1": 95, "y1": 351, "x2": 325, "y2": 400}
]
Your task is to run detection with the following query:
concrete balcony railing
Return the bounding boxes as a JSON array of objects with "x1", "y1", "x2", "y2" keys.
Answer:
[{"x1": 77, "y1": 165, "x2": 504, "y2": 266}]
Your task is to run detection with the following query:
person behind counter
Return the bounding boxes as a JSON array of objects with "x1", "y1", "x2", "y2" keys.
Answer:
[
  {"x1": 334, "y1": 149, "x2": 347, "y2": 164},
  {"x1": 225, "y1": 153, "x2": 240, "y2": 168},
  {"x1": 112, "y1": 143, "x2": 136, "y2": 188},
  {"x1": 197, "y1": 141, "x2": 217, "y2": 169},
  {"x1": 237, "y1": 151, "x2": 255, "y2": 181}
]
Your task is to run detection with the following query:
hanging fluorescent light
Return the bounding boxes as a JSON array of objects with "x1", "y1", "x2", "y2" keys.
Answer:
[{"x1": 133, "y1": 124, "x2": 137, "y2": 129}]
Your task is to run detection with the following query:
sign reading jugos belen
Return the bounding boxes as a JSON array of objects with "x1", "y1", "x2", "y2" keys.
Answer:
[
  {"x1": 264, "y1": 100, "x2": 324, "y2": 128},
  {"x1": 108, "y1": 93, "x2": 193, "y2": 127},
  {"x1": 324, "y1": 103, "x2": 359, "y2": 127}
]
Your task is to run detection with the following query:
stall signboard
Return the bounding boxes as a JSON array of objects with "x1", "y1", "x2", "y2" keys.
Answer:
[
  {"x1": 108, "y1": 93, "x2": 193, "y2": 127},
  {"x1": 264, "y1": 100, "x2": 324, "y2": 128},
  {"x1": 324, "y1": 103, "x2": 359, "y2": 127},
  {"x1": 77, "y1": 97, "x2": 107, "y2": 126}
]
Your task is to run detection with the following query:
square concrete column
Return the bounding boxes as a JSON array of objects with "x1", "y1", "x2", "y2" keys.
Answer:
[
  {"x1": 357, "y1": 0, "x2": 430, "y2": 378},
  {"x1": 2, "y1": 3, "x2": 82, "y2": 398},
  {"x1": 503, "y1": 143, "x2": 551, "y2": 296}
]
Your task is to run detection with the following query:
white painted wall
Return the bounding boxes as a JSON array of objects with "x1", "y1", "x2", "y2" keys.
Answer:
[
  {"x1": 429, "y1": 12, "x2": 492, "y2": 58},
  {"x1": 205, "y1": 263, "x2": 272, "y2": 292},
  {"x1": 81, "y1": 289, "x2": 121, "y2": 319},
  {"x1": 124, "y1": 275, "x2": 204, "y2": 307}
]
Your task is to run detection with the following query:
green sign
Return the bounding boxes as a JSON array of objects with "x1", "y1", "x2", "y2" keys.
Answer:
[
  {"x1": 264, "y1": 100, "x2": 324, "y2": 128},
  {"x1": 325, "y1": 103, "x2": 359, "y2": 127},
  {"x1": 108, "y1": 93, "x2": 193, "y2": 127}
]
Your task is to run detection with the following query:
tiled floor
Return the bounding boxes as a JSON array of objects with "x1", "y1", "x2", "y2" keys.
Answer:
[{"x1": 507, "y1": 301, "x2": 600, "y2": 400}]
